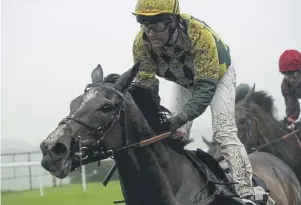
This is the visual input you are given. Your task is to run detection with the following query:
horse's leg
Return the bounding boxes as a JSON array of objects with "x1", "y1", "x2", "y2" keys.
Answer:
[{"x1": 118, "y1": 175, "x2": 129, "y2": 205}]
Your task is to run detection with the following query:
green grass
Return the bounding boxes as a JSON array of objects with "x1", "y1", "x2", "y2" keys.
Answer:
[{"x1": 1, "y1": 181, "x2": 123, "y2": 205}]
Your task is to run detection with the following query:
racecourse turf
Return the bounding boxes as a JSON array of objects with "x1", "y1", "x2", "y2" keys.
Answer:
[{"x1": 1, "y1": 181, "x2": 123, "y2": 205}]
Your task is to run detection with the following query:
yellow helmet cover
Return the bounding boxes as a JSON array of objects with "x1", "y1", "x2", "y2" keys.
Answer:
[{"x1": 134, "y1": 0, "x2": 180, "y2": 16}]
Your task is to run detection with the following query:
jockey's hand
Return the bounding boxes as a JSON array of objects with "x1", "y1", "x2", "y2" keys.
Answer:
[
  {"x1": 161, "y1": 116, "x2": 186, "y2": 133},
  {"x1": 285, "y1": 116, "x2": 296, "y2": 130},
  {"x1": 169, "y1": 118, "x2": 182, "y2": 132}
]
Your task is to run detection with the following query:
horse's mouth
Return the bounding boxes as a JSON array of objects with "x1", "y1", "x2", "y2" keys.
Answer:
[
  {"x1": 41, "y1": 154, "x2": 72, "y2": 179},
  {"x1": 50, "y1": 159, "x2": 72, "y2": 179}
]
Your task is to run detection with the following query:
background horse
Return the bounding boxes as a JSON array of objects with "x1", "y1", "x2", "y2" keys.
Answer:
[
  {"x1": 40, "y1": 63, "x2": 246, "y2": 205},
  {"x1": 235, "y1": 84, "x2": 301, "y2": 184},
  {"x1": 203, "y1": 137, "x2": 301, "y2": 205}
]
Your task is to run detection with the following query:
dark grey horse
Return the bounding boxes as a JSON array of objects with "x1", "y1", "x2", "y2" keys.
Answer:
[
  {"x1": 40, "y1": 63, "x2": 246, "y2": 205},
  {"x1": 235, "y1": 84, "x2": 301, "y2": 184},
  {"x1": 203, "y1": 137, "x2": 301, "y2": 205}
]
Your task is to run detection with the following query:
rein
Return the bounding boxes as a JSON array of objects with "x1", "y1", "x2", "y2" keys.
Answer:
[{"x1": 252, "y1": 129, "x2": 300, "y2": 151}]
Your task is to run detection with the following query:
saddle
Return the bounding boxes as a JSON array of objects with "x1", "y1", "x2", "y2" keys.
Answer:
[{"x1": 184, "y1": 149, "x2": 270, "y2": 205}]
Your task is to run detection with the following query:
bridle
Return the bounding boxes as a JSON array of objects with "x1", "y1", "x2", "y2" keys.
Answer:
[
  {"x1": 59, "y1": 84, "x2": 128, "y2": 166},
  {"x1": 58, "y1": 83, "x2": 174, "y2": 169},
  {"x1": 235, "y1": 105, "x2": 301, "y2": 152},
  {"x1": 235, "y1": 107, "x2": 254, "y2": 142}
]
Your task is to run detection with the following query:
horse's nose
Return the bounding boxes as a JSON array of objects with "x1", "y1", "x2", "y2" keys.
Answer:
[
  {"x1": 41, "y1": 125, "x2": 71, "y2": 158},
  {"x1": 40, "y1": 140, "x2": 49, "y2": 154},
  {"x1": 40, "y1": 139, "x2": 68, "y2": 159},
  {"x1": 50, "y1": 142, "x2": 68, "y2": 158}
]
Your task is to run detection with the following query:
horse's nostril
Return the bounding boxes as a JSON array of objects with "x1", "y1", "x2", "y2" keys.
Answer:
[{"x1": 51, "y1": 142, "x2": 68, "y2": 157}]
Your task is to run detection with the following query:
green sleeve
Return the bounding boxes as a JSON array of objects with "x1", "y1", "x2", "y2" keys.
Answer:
[{"x1": 177, "y1": 79, "x2": 217, "y2": 123}]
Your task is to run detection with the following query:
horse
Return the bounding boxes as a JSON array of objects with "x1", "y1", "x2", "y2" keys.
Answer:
[
  {"x1": 40, "y1": 62, "x2": 250, "y2": 205},
  {"x1": 203, "y1": 137, "x2": 301, "y2": 205},
  {"x1": 235, "y1": 83, "x2": 301, "y2": 184}
]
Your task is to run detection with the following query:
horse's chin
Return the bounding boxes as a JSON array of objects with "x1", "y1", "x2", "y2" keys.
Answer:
[{"x1": 50, "y1": 159, "x2": 72, "y2": 179}]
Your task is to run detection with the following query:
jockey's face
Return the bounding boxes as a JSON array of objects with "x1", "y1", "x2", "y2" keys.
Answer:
[
  {"x1": 284, "y1": 70, "x2": 301, "y2": 87},
  {"x1": 142, "y1": 20, "x2": 172, "y2": 48}
]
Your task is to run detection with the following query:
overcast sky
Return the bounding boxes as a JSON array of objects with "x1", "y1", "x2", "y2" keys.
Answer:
[{"x1": 1, "y1": 0, "x2": 301, "y2": 151}]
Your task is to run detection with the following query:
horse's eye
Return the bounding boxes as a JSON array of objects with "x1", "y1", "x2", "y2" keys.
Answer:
[{"x1": 97, "y1": 104, "x2": 113, "y2": 113}]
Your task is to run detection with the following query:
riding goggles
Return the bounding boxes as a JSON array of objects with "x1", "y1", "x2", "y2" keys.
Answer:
[
  {"x1": 141, "y1": 20, "x2": 171, "y2": 33},
  {"x1": 284, "y1": 70, "x2": 301, "y2": 79}
]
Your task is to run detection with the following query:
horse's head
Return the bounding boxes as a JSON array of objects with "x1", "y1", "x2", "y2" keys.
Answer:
[
  {"x1": 235, "y1": 83, "x2": 281, "y2": 153},
  {"x1": 40, "y1": 62, "x2": 140, "y2": 178},
  {"x1": 235, "y1": 83, "x2": 256, "y2": 150}
]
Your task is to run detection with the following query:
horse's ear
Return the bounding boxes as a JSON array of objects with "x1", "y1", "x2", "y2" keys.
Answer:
[
  {"x1": 202, "y1": 136, "x2": 212, "y2": 147},
  {"x1": 114, "y1": 61, "x2": 140, "y2": 93},
  {"x1": 243, "y1": 83, "x2": 255, "y2": 105},
  {"x1": 91, "y1": 64, "x2": 103, "y2": 84}
]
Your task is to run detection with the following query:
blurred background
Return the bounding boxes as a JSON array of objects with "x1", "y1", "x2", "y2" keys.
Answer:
[{"x1": 1, "y1": 0, "x2": 301, "y2": 204}]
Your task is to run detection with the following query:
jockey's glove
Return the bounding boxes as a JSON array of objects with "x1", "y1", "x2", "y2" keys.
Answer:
[
  {"x1": 168, "y1": 115, "x2": 188, "y2": 132},
  {"x1": 284, "y1": 116, "x2": 296, "y2": 130},
  {"x1": 160, "y1": 115, "x2": 186, "y2": 132}
]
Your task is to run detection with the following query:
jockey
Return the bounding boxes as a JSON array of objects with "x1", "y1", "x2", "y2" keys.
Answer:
[
  {"x1": 131, "y1": 0, "x2": 267, "y2": 204},
  {"x1": 279, "y1": 49, "x2": 301, "y2": 129}
]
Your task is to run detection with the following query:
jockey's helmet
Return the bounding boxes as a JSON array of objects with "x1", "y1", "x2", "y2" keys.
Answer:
[
  {"x1": 133, "y1": 0, "x2": 180, "y2": 25},
  {"x1": 279, "y1": 49, "x2": 301, "y2": 73}
]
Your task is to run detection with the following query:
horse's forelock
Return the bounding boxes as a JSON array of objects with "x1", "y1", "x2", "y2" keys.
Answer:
[
  {"x1": 235, "y1": 84, "x2": 276, "y2": 118},
  {"x1": 251, "y1": 91, "x2": 276, "y2": 117}
]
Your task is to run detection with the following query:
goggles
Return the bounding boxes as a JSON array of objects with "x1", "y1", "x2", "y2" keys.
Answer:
[
  {"x1": 283, "y1": 70, "x2": 301, "y2": 79},
  {"x1": 141, "y1": 20, "x2": 171, "y2": 33}
]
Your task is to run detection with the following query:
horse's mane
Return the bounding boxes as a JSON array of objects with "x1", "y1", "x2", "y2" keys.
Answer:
[
  {"x1": 129, "y1": 85, "x2": 172, "y2": 132},
  {"x1": 104, "y1": 73, "x2": 189, "y2": 150},
  {"x1": 235, "y1": 83, "x2": 277, "y2": 118}
]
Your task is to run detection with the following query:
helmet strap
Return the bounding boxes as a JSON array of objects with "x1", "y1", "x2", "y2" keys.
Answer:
[{"x1": 166, "y1": 15, "x2": 180, "y2": 46}]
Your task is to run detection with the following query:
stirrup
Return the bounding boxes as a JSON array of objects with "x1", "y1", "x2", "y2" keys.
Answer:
[
  {"x1": 253, "y1": 186, "x2": 269, "y2": 205},
  {"x1": 242, "y1": 198, "x2": 257, "y2": 205}
]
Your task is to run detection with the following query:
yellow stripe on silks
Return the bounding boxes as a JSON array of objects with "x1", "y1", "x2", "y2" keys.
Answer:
[
  {"x1": 138, "y1": 71, "x2": 156, "y2": 78},
  {"x1": 218, "y1": 63, "x2": 227, "y2": 79}
]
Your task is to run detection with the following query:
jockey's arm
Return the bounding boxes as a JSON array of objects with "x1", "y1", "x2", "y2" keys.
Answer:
[
  {"x1": 175, "y1": 27, "x2": 219, "y2": 124},
  {"x1": 281, "y1": 79, "x2": 300, "y2": 121}
]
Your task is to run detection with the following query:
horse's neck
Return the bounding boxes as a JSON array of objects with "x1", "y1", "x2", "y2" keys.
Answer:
[
  {"x1": 251, "y1": 104, "x2": 286, "y2": 139},
  {"x1": 114, "y1": 97, "x2": 210, "y2": 205},
  {"x1": 251, "y1": 104, "x2": 297, "y2": 165},
  {"x1": 114, "y1": 97, "x2": 181, "y2": 205}
]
